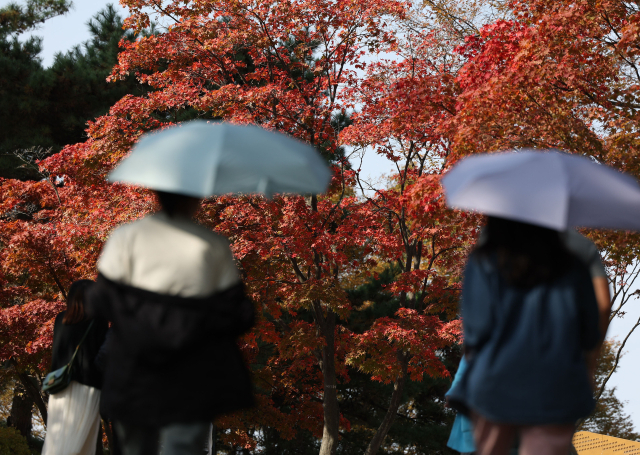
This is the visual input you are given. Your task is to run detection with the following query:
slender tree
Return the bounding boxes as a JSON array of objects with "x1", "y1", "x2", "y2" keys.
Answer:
[{"x1": 579, "y1": 341, "x2": 640, "y2": 440}]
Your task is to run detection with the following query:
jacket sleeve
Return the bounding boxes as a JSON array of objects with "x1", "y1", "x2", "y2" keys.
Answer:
[{"x1": 210, "y1": 283, "x2": 255, "y2": 337}]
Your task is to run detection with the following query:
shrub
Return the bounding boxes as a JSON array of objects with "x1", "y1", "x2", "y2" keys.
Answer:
[{"x1": 0, "y1": 427, "x2": 31, "y2": 455}]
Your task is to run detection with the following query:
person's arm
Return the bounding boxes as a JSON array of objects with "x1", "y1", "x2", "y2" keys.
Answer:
[
  {"x1": 593, "y1": 276, "x2": 612, "y2": 342},
  {"x1": 585, "y1": 276, "x2": 612, "y2": 385},
  {"x1": 562, "y1": 231, "x2": 611, "y2": 386},
  {"x1": 49, "y1": 314, "x2": 62, "y2": 370},
  {"x1": 94, "y1": 329, "x2": 112, "y2": 374}
]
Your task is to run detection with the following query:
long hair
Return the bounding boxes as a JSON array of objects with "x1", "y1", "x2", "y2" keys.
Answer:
[
  {"x1": 475, "y1": 217, "x2": 573, "y2": 288},
  {"x1": 62, "y1": 280, "x2": 93, "y2": 324}
]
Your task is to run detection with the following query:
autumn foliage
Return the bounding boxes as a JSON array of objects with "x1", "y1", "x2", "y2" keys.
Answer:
[{"x1": 2, "y1": 0, "x2": 640, "y2": 453}]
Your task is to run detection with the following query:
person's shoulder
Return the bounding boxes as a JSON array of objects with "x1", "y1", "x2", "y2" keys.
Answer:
[
  {"x1": 90, "y1": 315, "x2": 110, "y2": 329},
  {"x1": 135, "y1": 213, "x2": 234, "y2": 255},
  {"x1": 562, "y1": 230, "x2": 598, "y2": 263},
  {"x1": 561, "y1": 230, "x2": 607, "y2": 279},
  {"x1": 560, "y1": 255, "x2": 593, "y2": 286},
  {"x1": 200, "y1": 228, "x2": 232, "y2": 247},
  {"x1": 103, "y1": 215, "x2": 151, "y2": 245},
  {"x1": 196, "y1": 227, "x2": 234, "y2": 257},
  {"x1": 165, "y1": 215, "x2": 232, "y2": 248},
  {"x1": 561, "y1": 230, "x2": 596, "y2": 252}
]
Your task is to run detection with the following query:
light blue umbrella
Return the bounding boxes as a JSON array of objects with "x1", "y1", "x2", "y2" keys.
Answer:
[{"x1": 108, "y1": 121, "x2": 332, "y2": 197}]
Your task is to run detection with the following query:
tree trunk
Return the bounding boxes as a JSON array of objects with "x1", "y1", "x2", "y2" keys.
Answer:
[
  {"x1": 363, "y1": 354, "x2": 408, "y2": 455},
  {"x1": 318, "y1": 312, "x2": 340, "y2": 455},
  {"x1": 9, "y1": 382, "x2": 33, "y2": 439},
  {"x1": 16, "y1": 372, "x2": 47, "y2": 426},
  {"x1": 309, "y1": 192, "x2": 340, "y2": 455}
]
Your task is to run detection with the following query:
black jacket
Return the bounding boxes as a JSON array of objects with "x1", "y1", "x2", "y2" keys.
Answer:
[
  {"x1": 51, "y1": 313, "x2": 109, "y2": 389},
  {"x1": 85, "y1": 274, "x2": 255, "y2": 426}
]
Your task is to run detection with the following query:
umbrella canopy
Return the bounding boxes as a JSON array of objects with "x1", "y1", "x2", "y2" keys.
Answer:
[
  {"x1": 441, "y1": 149, "x2": 640, "y2": 231},
  {"x1": 107, "y1": 121, "x2": 332, "y2": 197}
]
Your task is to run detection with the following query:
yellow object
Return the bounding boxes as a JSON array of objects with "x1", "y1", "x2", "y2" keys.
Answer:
[{"x1": 573, "y1": 431, "x2": 640, "y2": 454}]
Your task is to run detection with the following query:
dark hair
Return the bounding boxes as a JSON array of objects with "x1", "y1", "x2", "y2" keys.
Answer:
[
  {"x1": 62, "y1": 280, "x2": 93, "y2": 324},
  {"x1": 155, "y1": 191, "x2": 200, "y2": 218},
  {"x1": 475, "y1": 217, "x2": 574, "y2": 288}
]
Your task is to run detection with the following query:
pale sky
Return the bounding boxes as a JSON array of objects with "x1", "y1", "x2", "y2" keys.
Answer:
[
  {"x1": 4, "y1": 0, "x2": 640, "y2": 434},
  {"x1": 2, "y1": 0, "x2": 129, "y2": 67}
]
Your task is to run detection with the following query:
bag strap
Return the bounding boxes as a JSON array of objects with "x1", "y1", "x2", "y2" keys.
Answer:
[{"x1": 67, "y1": 320, "x2": 95, "y2": 369}]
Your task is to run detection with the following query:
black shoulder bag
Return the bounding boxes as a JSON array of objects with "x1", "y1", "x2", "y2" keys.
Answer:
[{"x1": 42, "y1": 320, "x2": 95, "y2": 394}]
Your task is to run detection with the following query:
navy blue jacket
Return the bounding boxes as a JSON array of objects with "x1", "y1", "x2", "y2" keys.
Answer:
[{"x1": 448, "y1": 252, "x2": 599, "y2": 425}]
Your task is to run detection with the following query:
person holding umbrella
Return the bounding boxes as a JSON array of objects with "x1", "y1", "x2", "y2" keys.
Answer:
[
  {"x1": 445, "y1": 229, "x2": 609, "y2": 455},
  {"x1": 87, "y1": 189, "x2": 254, "y2": 455},
  {"x1": 448, "y1": 216, "x2": 599, "y2": 455},
  {"x1": 86, "y1": 121, "x2": 331, "y2": 455},
  {"x1": 442, "y1": 150, "x2": 639, "y2": 455}
]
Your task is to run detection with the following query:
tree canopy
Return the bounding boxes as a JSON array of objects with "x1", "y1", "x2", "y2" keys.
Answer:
[
  {"x1": 0, "y1": 0, "x2": 70, "y2": 36},
  {"x1": 1, "y1": 0, "x2": 640, "y2": 453},
  {"x1": 0, "y1": 3, "x2": 146, "y2": 180}
]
